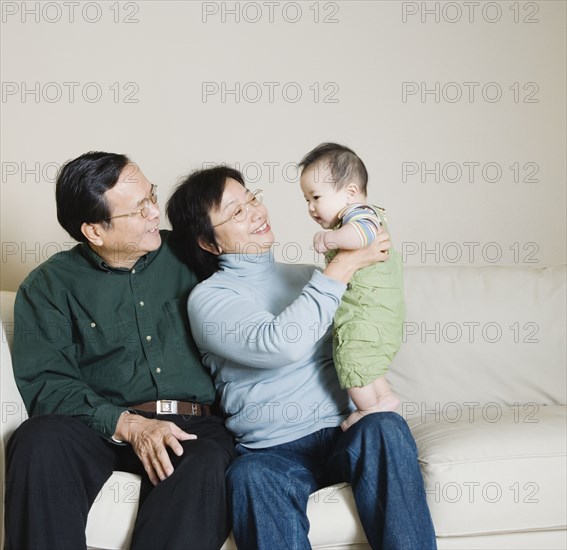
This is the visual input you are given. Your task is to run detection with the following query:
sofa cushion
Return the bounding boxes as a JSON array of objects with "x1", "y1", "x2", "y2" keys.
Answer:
[
  {"x1": 409, "y1": 405, "x2": 567, "y2": 536},
  {"x1": 305, "y1": 484, "x2": 368, "y2": 548},
  {"x1": 86, "y1": 472, "x2": 139, "y2": 550},
  {"x1": 390, "y1": 266, "x2": 567, "y2": 408},
  {"x1": 84, "y1": 478, "x2": 369, "y2": 550}
]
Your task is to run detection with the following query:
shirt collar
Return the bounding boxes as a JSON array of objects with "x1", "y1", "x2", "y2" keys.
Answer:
[
  {"x1": 80, "y1": 241, "x2": 158, "y2": 273},
  {"x1": 218, "y1": 248, "x2": 276, "y2": 276}
]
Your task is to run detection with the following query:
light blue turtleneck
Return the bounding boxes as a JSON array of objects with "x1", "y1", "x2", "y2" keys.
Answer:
[{"x1": 188, "y1": 250, "x2": 353, "y2": 448}]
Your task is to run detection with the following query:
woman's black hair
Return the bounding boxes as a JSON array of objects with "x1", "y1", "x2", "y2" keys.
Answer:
[
  {"x1": 55, "y1": 151, "x2": 130, "y2": 242},
  {"x1": 166, "y1": 166, "x2": 246, "y2": 281}
]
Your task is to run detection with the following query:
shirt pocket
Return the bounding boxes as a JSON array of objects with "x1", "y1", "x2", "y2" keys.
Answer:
[{"x1": 73, "y1": 311, "x2": 136, "y2": 386}]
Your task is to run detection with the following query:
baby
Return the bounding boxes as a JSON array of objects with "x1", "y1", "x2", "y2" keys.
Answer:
[{"x1": 299, "y1": 143, "x2": 405, "y2": 430}]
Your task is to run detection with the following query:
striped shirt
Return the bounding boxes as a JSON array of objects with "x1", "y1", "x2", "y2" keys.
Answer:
[{"x1": 337, "y1": 204, "x2": 385, "y2": 248}]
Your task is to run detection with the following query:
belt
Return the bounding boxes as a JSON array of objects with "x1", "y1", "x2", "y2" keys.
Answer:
[{"x1": 130, "y1": 400, "x2": 211, "y2": 416}]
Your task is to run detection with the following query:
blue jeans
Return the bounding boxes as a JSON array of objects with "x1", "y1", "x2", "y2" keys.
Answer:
[{"x1": 227, "y1": 413, "x2": 436, "y2": 550}]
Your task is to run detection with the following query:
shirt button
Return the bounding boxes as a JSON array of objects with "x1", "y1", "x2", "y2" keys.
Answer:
[
  {"x1": 146, "y1": 335, "x2": 152, "y2": 341},
  {"x1": 90, "y1": 322, "x2": 96, "y2": 328},
  {"x1": 156, "y1": 368, "x2": 161, "y2": 374},
  {"x1": 132, "y1": 269, "x2": 136, "y2": 274},
  {"x1": 139, "y1": 301, "x2": 145, "y2": 307}
]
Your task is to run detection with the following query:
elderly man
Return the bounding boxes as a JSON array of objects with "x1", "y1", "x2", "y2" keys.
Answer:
[{"x1": 5, "y1": 151, "x2": 235, "y2": 550}]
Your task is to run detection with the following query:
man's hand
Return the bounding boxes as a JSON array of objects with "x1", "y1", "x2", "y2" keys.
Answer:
[{"x1": 113, "y1": 412, "x2": 197, "y2": 486}]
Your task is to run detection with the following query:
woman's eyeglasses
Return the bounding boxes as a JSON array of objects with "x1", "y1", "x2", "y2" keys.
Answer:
[{"x1": 213, "y1": 189, "x2": 264, "y2": 227}]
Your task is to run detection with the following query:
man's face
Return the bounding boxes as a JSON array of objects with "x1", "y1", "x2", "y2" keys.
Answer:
[{"x1": 93, "y1": 164, "x2": 161, "y2": 268}]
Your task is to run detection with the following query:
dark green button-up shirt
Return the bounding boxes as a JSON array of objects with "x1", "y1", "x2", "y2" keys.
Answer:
[{"x1": 13, "y1": 230, "x2": 215, "y2": 439}]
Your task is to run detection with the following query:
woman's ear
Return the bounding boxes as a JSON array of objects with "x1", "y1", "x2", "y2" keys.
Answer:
[
  {"x1": 81, "y1": 222, "x2": 105, "y2": 246},
  {"x1": 198, "y1": 238, "x2": 222, "y2": 255}
]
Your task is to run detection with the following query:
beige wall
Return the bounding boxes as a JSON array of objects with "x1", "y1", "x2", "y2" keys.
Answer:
[{"x1": 1, "y1": 0, "x2": 565, "y2": 291}]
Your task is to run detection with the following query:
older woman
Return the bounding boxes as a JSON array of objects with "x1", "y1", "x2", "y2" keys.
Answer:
[{"x1": 167, "y1": 166, "x2": 436, "y2": 550}]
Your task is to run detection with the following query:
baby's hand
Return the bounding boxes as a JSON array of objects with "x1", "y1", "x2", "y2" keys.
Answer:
[{"x1": 313, "y1": 231, "x2": 329, "y2": 254}]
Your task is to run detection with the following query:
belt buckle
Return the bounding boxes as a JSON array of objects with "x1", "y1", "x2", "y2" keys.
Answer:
[
  {"x1": 191, "y1": 403, "x2": 199, "y2": 416},
  {"x1": 156, "y1": 400, "x2": 178, "y2": 414}
]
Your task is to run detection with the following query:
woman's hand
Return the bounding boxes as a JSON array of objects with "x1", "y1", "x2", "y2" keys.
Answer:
[{"x1": 322, "y1": 230, "x2": 391, "y2": 284}]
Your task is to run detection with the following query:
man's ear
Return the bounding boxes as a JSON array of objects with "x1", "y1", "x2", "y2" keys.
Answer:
[
  {"x1": 198, "y1": 238, "x2": 222, "y2": 255},
  {"x1": 81, "y1": 222, "x2": 105, "y2": 246}
]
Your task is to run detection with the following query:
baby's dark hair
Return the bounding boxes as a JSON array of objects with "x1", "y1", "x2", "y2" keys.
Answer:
[{"x1": 298, "y1": 142, "x2": 368, "y2": 194}]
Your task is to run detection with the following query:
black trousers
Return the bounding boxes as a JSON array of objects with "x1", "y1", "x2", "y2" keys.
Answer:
[{"x1": 5, "y1": 413, "x2": 236, "y2": 550}]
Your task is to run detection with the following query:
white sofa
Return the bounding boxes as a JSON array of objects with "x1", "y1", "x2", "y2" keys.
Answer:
[{"x1": 1, "y1": 265, "x2": 566, "y2": 550}]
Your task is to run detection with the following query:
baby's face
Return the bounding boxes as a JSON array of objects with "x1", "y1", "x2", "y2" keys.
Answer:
[{"x1": 300, "y1": 162, "x2": 351, "y2": 229}]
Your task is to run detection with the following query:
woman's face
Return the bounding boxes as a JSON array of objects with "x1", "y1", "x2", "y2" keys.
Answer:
[{"x1": 209, "y1": 178, "x2": 274, "y2": 254}]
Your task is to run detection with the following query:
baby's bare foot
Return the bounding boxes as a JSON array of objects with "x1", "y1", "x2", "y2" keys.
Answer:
[
  {"x1": 341, "y1": 407, "x2": 379, "y2": 431},
  {"x1": 341, "y1": 394, "x2": 400, "y2": 431},
  {"x1": 377, "y1": 392, "x2": 400, "y2": 413}
]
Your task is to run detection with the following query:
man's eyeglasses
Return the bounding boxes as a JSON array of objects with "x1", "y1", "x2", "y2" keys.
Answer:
[
  {"x1": 106, "y1": 184, "x2": 158, "y2": 220},
  {"x1": 213, "y1": 189, "x2": 264, "y2": 227}
]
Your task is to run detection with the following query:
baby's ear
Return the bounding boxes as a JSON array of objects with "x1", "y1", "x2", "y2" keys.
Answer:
[
  {"x1": 198, "y1": 238, "x2": 222, "y2": 255},
  {"x1": 346, "y1": 182, "x2": 360, "y2": 199}
]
